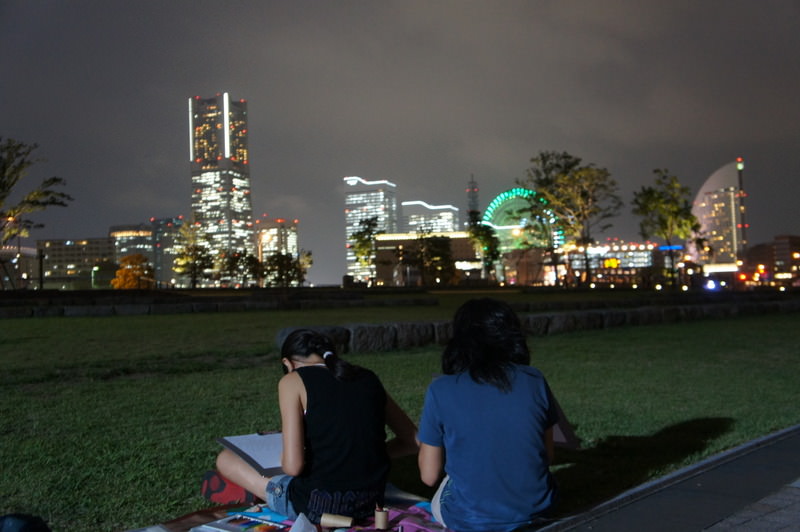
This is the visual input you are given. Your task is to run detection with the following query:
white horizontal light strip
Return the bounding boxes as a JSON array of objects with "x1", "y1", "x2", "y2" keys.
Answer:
[
  {"x1": 343, "y1": 176, "x2": 397, "y2": 187},
  {"x1": 401, "y1": 200, "x2": 458, "y2": 211}
]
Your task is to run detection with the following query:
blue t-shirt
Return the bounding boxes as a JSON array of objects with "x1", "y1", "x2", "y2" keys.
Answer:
[{"x1": 418, "y1": 364, "x2": 558, "y2": 532}]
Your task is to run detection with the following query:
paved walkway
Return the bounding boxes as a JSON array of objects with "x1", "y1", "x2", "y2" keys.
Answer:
[{"x1": 540, "y1": 424, "x2": 800, "y2": 531}]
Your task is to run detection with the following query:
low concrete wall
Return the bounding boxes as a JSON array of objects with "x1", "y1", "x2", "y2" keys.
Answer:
[
  {"x1": 0, "y1": 292, "x2": 437, "y2": 319},
  {"x1": 277, "y1": 298, "x2": 800, "y2": 354}
]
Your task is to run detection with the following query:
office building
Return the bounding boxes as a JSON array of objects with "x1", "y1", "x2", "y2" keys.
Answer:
[
  {"x1": 373, "y1": 231, "x2": 481, "y2": 287},
  {"x1": 256, "y1": 217, "x2": 303, "y2": 287},
  {"x1": 189, "y1": 92, "x2": 255, "y2": 265},
  {"x1": 401, "y1": 201, "x2": 459, "y2": 233},
  {"x1": 109, "y1": 224, "x2": 153, "y2": 264},
  {"x1": 0, "y1": 245, "x2": 36, "y2": 290},
  {"x1": 343, "y1": 176, "x2": 398, "y2": 283},
  {"x1": 37, "y1": 238, "x2": 116, "y2": 290},
  {"x1": 257, "y1": 218, "x2": 299, "y2": 259},
  {"x1": 150, "y1": 216, "x2": 185, "y2": 288}
]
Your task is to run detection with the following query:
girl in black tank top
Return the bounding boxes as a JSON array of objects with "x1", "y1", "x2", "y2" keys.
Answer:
[{"x1": 214, "y1": 328, "x2": 418, "y2": 525}]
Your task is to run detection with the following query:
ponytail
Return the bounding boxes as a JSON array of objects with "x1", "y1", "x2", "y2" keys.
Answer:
[{"x1": 281, "y1": 329, "x2": 364, "y2": 381}]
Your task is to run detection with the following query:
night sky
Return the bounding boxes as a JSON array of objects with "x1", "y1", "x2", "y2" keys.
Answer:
[{"x1": 3, "y1": 1, "x2": 799, "y2": 285}]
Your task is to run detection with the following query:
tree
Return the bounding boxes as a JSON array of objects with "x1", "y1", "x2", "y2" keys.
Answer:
[
  {"x1": 517, "y1": 152, "x2": 581, "y2": 287},
  {"x1": 173, "y1": 218, "x2": 214, "y2": 288},
  {"x1": 1, "y1": 138, "x2": 73, "y2": 247},
  {"x1": 632, "y1": 169, "x2": 701, "y2": 288},
  {"x1": 298, "y1": 249, "x2": 313, "y2": 281},
  {"x1": 1, "y1": 139, "x2": 73, "y2": 288},
  {"x1": 417, "y1": 232, "x2": 456, "y2": 286},
  {"x1": 350, "y1": 216, "x2": 383, "y2": 283},
  {"x1": 522, "y1": 150, "x2": 623, "y2": 286},
  {"x1": 244, "y1": 254, "x2": 265, "y2": 287},
  {"x1": 221, "y1": 249, "x2": 259, "y2": 287},
  {"x1": 466, "y1": 210, "x2": 500, "y2": 280},
  {"x1": 111, "y1": 254, "x2": 154, "y2": 289},
  {"x1": 264, "y1": 251, "x2": 312, "y2": 287}
]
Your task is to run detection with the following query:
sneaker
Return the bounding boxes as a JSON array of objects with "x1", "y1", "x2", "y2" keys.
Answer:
[{"x1": 201, "y1": 470, "x2": 259, "y2": 504}]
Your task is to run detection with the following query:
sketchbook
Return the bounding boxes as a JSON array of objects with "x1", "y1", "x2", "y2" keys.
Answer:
[
  {"x1": 189, "y1": 513, "x2": 289, "y2": 531},
  {"x1": 217, "y1": 432, "x2": 284, "y2": 477}
]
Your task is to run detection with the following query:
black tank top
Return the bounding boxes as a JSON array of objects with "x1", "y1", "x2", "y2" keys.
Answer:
[{"x1": 288, "y1": 366, "x2": 389, "y2": 520}]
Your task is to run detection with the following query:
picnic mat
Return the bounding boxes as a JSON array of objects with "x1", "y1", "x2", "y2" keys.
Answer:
[{"x1": 128, "y1": 501, "x2": 444, "y2": 531}]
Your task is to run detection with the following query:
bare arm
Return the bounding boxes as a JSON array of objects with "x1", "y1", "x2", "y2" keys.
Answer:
[
  {"x1": 384, "y1": 393, "x2": 419, "y2": 458},
  {"x1": 418, "y1": 442, "x2": 444, "y2": 487},
  {"x1": 278, "y1": 372, "x2": 306, "y2": 476}
]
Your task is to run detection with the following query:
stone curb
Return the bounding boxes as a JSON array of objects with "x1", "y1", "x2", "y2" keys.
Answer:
[{"x1": 275, "y1": 299, "x2": 800, "y2": 353}]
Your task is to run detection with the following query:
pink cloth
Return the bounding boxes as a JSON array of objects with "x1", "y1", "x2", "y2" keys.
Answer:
[{"x1": 349, "y1": 503, "x2": 446, "y2": 531}]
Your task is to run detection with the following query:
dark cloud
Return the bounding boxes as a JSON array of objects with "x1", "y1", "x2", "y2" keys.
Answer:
[{"x1": 3, "y1": 0, "x2": 799, "y2": 284}]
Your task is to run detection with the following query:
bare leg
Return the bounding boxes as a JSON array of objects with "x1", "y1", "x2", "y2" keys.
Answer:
[{"x1": 216, "y1": 448, "x2": 270, "y2": 499}]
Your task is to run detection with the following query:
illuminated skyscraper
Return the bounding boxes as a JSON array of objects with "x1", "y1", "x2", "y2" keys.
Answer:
[
  {"x1": 109, "y1": 223, "x2": 153, "y2": 264},
  {"x1": 188, "y1": 93, "x2": 255, "y2": 263},
  {"x1": 401, "y1": 201, "x2": 459, "y2": 232},
  {"x1": 150, "y1": 216, "x2": 185, "y2": 288},
  {"x1": 691, "y1": 158, "x2": 748, "y2": 272},
  {"x1": 343, "y1": 176, "x2": 397, "y2": 282},
  {"x1": 257, "y1": 218, "x2": 299, "y2": 259}
]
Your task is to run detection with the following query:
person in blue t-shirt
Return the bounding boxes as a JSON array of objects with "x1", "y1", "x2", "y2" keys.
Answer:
[{"x1": 418, "y1": 298, "x2": 559, "y2": 532}]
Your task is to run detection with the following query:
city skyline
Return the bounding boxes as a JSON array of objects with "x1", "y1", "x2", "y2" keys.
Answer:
[{"x1": 3, "y1": 1, "x2": 800, "y2": 285}]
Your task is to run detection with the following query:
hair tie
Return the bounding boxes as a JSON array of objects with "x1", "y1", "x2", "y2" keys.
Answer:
[{"x1": 323, "y1": 351, "x2": 333, "y2": 360}]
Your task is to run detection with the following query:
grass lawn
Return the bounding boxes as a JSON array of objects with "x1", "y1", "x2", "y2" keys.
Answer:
[{"x1": 1, "y1": 293, "x2": 799, "y2": 531}]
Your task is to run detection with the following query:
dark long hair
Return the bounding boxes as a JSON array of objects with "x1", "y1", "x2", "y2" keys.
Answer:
[
  {"x1": 281, "y1": 328, "x2": 363, "y2": 381},
  {"x1": 442, "y1": 298, "x2": 530, "y2": 391}
]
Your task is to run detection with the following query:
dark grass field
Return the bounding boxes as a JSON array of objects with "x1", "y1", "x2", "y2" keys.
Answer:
[{"x1": 1, "y1": 291, "x2": 798, "y2": 530}]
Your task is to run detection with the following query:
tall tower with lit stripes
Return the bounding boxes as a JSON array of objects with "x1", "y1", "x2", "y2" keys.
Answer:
[
  {"x1": 188, "y1": 93, "x2": 255, "y2": 261},
  {"x1": 343, "y1": 176, "x2": 398, "y2": 282}
]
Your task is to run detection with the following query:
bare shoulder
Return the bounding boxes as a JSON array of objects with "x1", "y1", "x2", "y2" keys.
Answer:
[{"x1": 279, "y1": 371, "x2": 303, "y2": 394}]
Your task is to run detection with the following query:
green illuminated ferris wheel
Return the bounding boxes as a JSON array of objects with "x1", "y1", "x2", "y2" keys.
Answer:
[{"x1": 481, "y1": 188, "x2": 564, "y2": 253}]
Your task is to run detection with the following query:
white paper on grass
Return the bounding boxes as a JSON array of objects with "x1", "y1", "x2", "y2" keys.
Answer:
[
  {"x1": 289, "y1": 513, "x2": 316, "y2": 532},
  {"x1": 217, "y1": 432, "x2": 284, "y2": 476}
]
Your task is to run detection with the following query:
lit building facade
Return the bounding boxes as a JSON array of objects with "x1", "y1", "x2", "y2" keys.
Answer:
[
  {"x1": 189, "y1": 92, "x2": 255, "y2": 264},
  {"x1": 257, "y1": 218, "x2": 299, "y2": 259},
  {"x1": 740, "y1": 234, "x2": 800, "y2": 288},
  {"x1": 401, "y1": 201, "x2": 459, "y2": 233},
  {"x1": 37, "y1": 238, "x2": 116, "y2": 290},
  {"x1": 773, "y1": 235, "x2": 800, "y2": 284},
  {"x1": 561, "y1": 242, "x2": 667, "y2": 288},
  {"x1": 256, "y1": 218, "x2": 302, "y2": 287},
  {"x1": 109, "y1": 224, "x2": 153, "y2": 264},
  {"x1": 691, "y1": 159, "x2": 748, "y2": 273},
  {"x1": 343, "y1": 176, "x2": 398, "y2": 283},
  {"x1": 150, "y1": 216, "x2": 185, "y2": 288},
  {"x1": 373, "y1": 231, "x2": 481, "y2": 287},
  {"x1": 0, "y1": 245, "x2": 37, "y2": 290}
]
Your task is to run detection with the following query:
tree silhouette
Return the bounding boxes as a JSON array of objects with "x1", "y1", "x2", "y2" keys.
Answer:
[
  {"x1": 0, "y1": 137, "x2": 73, "y2": 247},
  {"x1": 350, "y1": 216, "x2": 383, "y2": 282},
  {"x1": 173, "y1": 217, "x2": 214, "y2": 288},
  {"x1": 632, "y1": 169, "x2": 701, "y2": 288},
  {"x1": 264, "y1": 250, "x2": 312, "y2": 287},
  {"x1": 523, "y1": 151, "x2": 622, "y2": 286},
  {"x1": 466, "y1": 210, "x2": 500, "y2": 280}
]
